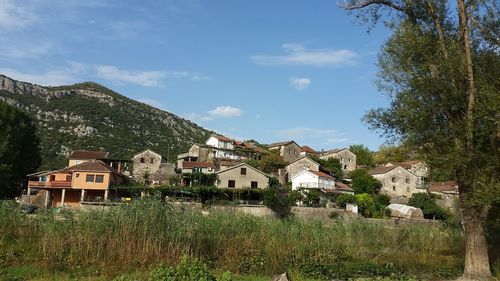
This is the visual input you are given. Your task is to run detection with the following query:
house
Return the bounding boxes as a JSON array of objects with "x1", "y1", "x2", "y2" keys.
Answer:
[
  {"x1": 215, "y1": 163, "x2": 269, "y2": 189},
  {"x1": 300, "y1": 145, "x2": 320, "y2": 158},
  {"x1": 268, "y1": 141, "x2": 301, "y2": 163},
  {"x1": 180, "y1": 161, "x2": 216, "y2": 174},
  {"x1": 27, "y1": 160, "x2": 128, "y2": 208},
  {"x1": 285, "y1": 156, "x2": 320, "y2": 183},
  {"x1": 205, "y1": 134, "x2": 241, "y2": 160},
  {"x1": 429, "y1": 181, "x2": 459, "y2": 211},
  {"x1": 68, "y1": 150, "x2": 109, "y2": 167},
  {"x1": 132, "y1": 149, "x2": 175, "y2": 185},
  {"x1": 386, "y1": 160, "x2": 429, "y2": 188},
  {"x1": 320, "y1": 148, "x2": 357, "y2": 173},
  {"x1": 177, "y1": 143, "x2": 216, "y2": 168},
  {"x1": 291, "y1": 170, "x2": 335, "y2": 190},
  {"x1": 369, "y1": 166, "x2": 425, "y2": 201}
]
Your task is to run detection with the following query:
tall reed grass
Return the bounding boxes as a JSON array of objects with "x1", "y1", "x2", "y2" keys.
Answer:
[{"x1": 0, "y1": 200, "x2": 464, "y2": 279}]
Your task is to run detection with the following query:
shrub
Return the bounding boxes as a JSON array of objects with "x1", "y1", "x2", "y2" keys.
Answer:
[
  {"x1": 408, "y1": 193, "x2": 448, "y2": 220},
  {"x1": 336, "y1": 194, "x2": 356, "y2": 208}
]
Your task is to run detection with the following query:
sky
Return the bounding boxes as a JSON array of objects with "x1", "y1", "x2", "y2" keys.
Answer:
[{"x1": 0, "y1": 0, "x2": 393, "y2": 151}]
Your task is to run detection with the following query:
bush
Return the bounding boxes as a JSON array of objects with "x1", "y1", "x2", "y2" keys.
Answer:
[
  {"x1": 149, "y1": 256, "x2": 216, "y2": 281},
  {"x1": 408, "y1": 193, "x2": 448, "y2": 220},
  {"x1": 336, "y1": 194, "x2": 356, "y2": 208}
]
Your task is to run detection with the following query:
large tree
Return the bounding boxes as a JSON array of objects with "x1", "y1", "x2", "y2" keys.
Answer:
[
  {"x1": 0, "y1": 101, "x2": 41, "y2": 198},
  {"x1": 349, "y1": 144, "x2": 375, "y2": 166},
  {"x1": 340, "y1": 0, "x2": 499, "y2": 279}
]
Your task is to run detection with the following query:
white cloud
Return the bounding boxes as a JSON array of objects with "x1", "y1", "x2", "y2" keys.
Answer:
[
  {"x1": 0, "y1": 63, "x2": 86, "y2": 86},
  {"x1": 290, "y1": 77, "x2": 311, "y2": 90},
  {"x1": 208, "y1": 106, "x2": 242, "y2": 118},
  {"x1": 95, "y1": 65, "x2": 167, "y2": 87},
  {"x1": 251, "y1": 43, "x2": 358, "y2": 67},
  {"x1": 0, "y1": 0, "x2": 37, "y2": 29},
  {"x1": 0, "y1": 41, "x2": 53, "y2": 59},
  {"x1": 275, "y1": 127, "x2": 351, "y2": 146}
]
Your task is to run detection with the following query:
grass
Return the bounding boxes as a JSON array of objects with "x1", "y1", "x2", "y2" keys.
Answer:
[{"x1": 0, "y1": 199, "x2": 465, "y2": 280}]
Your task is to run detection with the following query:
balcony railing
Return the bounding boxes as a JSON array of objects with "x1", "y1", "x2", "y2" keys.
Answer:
[
  {"x1": 28, "y1": 181, "x2": 49, "y2": 188},
  {"x1": 50, "y1": 181, "x2": 72, "y2": 188}
]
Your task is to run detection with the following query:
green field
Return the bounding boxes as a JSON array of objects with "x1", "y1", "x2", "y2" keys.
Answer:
[{"x1": 0, "y1": 200, "x2": 464, "y2": 280}]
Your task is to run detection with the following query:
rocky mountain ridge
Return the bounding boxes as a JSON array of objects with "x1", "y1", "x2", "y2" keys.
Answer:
[{"x1": 0, "y1": 75, "x2": 212, "y2": 169}]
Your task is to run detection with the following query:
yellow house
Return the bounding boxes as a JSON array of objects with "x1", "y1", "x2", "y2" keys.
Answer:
[{"x1": 27, "y1": 160, "x2": 127, "y2": 208}]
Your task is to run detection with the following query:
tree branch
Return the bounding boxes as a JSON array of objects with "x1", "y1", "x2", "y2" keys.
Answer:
[{"x1": 337, "y1": 0, "x2": 407, "y2": 13}]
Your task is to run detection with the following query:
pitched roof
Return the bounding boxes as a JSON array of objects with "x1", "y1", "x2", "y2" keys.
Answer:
[
  {"x1": 369, "y1": 165, "x2": 399, "y2": 175},
  {"x1": 322, "y1": 148, "x2": 345, "y2": 155},
  {"x1": 268, "y1": 140, "x2": 298, "y2": 148},
  {"x1": 287, "y1": 156, "x2": 320, "y2": 166},
  {"x1": 70, "y1": 150, "x2": 109, "y2": 160},
  {"x1": 215, "y1": 163, "x2": 269, "y2": 177},
  {"x1": 399, "y1": 160, "x2": 423, "y2": 169},
  {"x1": 133, "y1": 149, "x2": 167, "y2": 162},
  {"x1": 63, "y1": 160, "x2": 120, "y2": 174},
  {"x1": 335, "y1": 181, "x2": 354, "y2": 192},
  {"x1": 309, "y1": 170, "x2": 335, "y2": 180},
  {"x1": 430, "y1": 181, "x2": 459, "y2": 193},
  {"x1": 301, "y1": 145, "x2": 318, "y2": 154},
  {"x1": 210, "y1": 134, "x2": 236, "y2": 142},
  {"x1": 182, "y1": 161, "x2": 215, "y2": 169}
]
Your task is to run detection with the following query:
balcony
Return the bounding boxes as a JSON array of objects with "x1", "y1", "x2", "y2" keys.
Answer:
[
  {"x1": 50, "y1": 181, "x2": 72, "y2": 188},
  {"x1": 28, "y1": 181, "x2": 49, "y2": 188}
]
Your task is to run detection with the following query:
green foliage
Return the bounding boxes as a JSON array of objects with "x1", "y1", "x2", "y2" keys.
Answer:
[
  {"x1": 0, "y1": 101, "x2": 41, "y2": 199},
  {"x1": 355, "y1": 193, "x2": 390, "y2": 218},
  {"x1": 149, "y1": 256, "x2": 217, "y2": 281},
  {"x1": 313, "y1": 157, "x2": 343, "y2": 179},
  {"x1": 335, "y1": 194, "x2": 356, "y2": 208},
  {"x1": 0, "y1": 199, "x2": 465, "y2": 279},
  {"x1": 349, "y1": 144, "x2": 375, "y2": 167},
  {"x1": 259, "y1": 150, "x2": 287, "y2": 173},
  {"x1": 408, "y1": 193, "x2": 448, "y2": 220},
  {"x1": 182, "y1": 173, "x2": 217, "y2": 186},
  {"x1": 0, "y1": 79, "x2": 212, "y2": 170},
  {"x1": 373, "y1": 144, "x2": 415, "y2": 166},
  {"x1": 349, "y1": 169, "x2": 381, "y2": 195},
  {"x1": 486, "y1": 202, "x2": 500, "y2": 263},
  {"x1": 303, "y1": 189, "x2": 321, "y2": 207},
  {"x1": 243, "y1": 159, "x2": 259, "y2": 169}
]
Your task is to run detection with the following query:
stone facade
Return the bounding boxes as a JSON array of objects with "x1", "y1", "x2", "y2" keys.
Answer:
[
  {"x1": 320, "y1": 148, "x2": 357, "y2": 174},
  {"x1": 268, "y1": 141, "x2": 301, "y2": 163},
  {"x1": 285, "y1": 156, "x2": 320, "y2": 182},
  {"x1": 215, "y1": 163, "x2": 269, "y2": 189},
  {"x1": 370, "y1": 166, "x2": 425, "y2": 200},
  {"x1": 132, "y1": 149, "x2": 174, "y2": 185}
]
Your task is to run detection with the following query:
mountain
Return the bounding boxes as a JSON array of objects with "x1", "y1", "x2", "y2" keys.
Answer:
[{"x1": 0, "y1": 75, "x2": 212, "y2": 169}]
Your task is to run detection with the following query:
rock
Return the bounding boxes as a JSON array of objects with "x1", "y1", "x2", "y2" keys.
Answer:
[{"x1": 271, "y1": 273, "x2": 291, "y2": 281}]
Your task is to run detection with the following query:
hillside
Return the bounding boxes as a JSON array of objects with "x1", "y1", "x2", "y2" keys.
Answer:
[{"x1": 0, "y1": 75, "x2": 212, "y2": 169}]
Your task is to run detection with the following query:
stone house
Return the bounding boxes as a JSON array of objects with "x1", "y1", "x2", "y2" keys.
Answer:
[
  {"x1": 215, "y1": 163, "x2": 269, "y2": 189},
  {"x1": 300, "y1": 145, "x2": 320, "y2": 158},
  {"x1": 132, "y1": 149, "x2": 175, "y2": 185},
  {"x1": 285, "y1": 156, "x2": 320, "y2": 183},
  {"x1": 429, "y1": 181, "x2": 459, "y2": 211},
  {"x1": 369, "y1": 166, "x2": 425, "y2": 201},
  {"x1": 69, "y1": 150, "x2": 130, "y2": 175},
  {"x1": 386, "y1": 160, "x2": 429, "y2": 188},
  {"x1": 268, "y1": 140, "x2": 301, "y2": 163},
  {"x1": 320, "y1": 148, "x2": 357, "y2": 174},
  {"x1": 180, "y1": 161, "x2": 216, "y2": 174},
  {"x1": 177, "y1": 143, "x2": 215, "y2": 168},
  {"x1": 205, "y1": 134, "x2": 241, "y2": 160}
]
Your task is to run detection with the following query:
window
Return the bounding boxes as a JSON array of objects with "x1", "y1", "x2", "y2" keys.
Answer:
[
  {"x1": 240, "y1": 168, "x2": 247, "y2": 175},
  {"x1": 228, "y1": 180, "x2": 236, "y2": 188},
  {"x1": 406, "y1": 187, "x2": 411, "y2": 192},
  {"x1": 405, "y1": 177, "x2": 410, "y2": 184},
  {"x1": 392, "y1": 186, "x2": 396, "y2": 191},
  {"x1": 391, "y1": 177, "x2": 396, "y2": 183},
  {"x1": 86, "y1": 174, "x2": 95, "y2": 183},
  {"x1": 95, "y1": 175, "x2": 104, "y2": 183},
  {"x1": 344, "y1": 165, "x2": 347, "y2": 170},
  {"x1": 76, "y1": 173, "x2": 80, "y2": 178},
  {"x1": 150, "y1": 158, "x2": 154, "y2": 164},
  {"x1": 251, "y1": 181, "x2": 258, "y2": 189},
  {"x1": 140, "y1": 158, "x2": 145, "y2": 163},
  {"x1": 348, "y1": 158, "x2": 351, "y2": 162}
]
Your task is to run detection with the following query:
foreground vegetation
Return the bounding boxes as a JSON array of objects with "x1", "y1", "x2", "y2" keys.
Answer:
[{"x1": 0, "y1": 200, "x2": 466, "y2": 280}]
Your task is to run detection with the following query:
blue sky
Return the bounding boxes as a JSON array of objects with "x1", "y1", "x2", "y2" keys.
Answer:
[{"x1": 0, "y1": 0, "x2": 392, "y2": 151}]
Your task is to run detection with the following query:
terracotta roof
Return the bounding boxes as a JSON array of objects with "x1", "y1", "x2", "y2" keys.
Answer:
[
  {"x1": 369, "y1": 165, "x2": 399, "y2": 175},
  {"x1": 301, "y1": 145, "x2": 318, "y2": 154},
  {"x1": 63, "y1": 160, "x2": 119, "y2": 174},
  {"x1": 309, "y1": 170, "x2": 335, "y2": 179},
  {"x1": 182, "y1": 161, "x2": 215, "y2": 169},
  {"x1": 212, "y1": 134, "x2": 236, "y2": 142},
  {"x1": 399, "y1": 160, "x2": 422, "y2": 169},
  {"x1": 335, "y1": 182, "x2": 354, "y2": 192},
  {"x1": 70, "y1": 150, "x2": 109, "y2": 160},
  {"x1": 268, "y1": 140, "x2": 297, "y2": 148},
  {"x1": 430, "y1": 181, "x2": 459, "y2": 193}
]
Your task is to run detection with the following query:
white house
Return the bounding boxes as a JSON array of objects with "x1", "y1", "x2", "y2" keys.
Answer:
[
  {"x1": 205, "y1": 134, "x2": 241, "y2": 160},
  {"x1": 291, "y1": 170, "x2": 335, "y2": 190}
]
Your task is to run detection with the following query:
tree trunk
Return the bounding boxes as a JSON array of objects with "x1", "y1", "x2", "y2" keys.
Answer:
[{"x1": 461, "y1": 204, "x2": 491, "y2": 280}]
